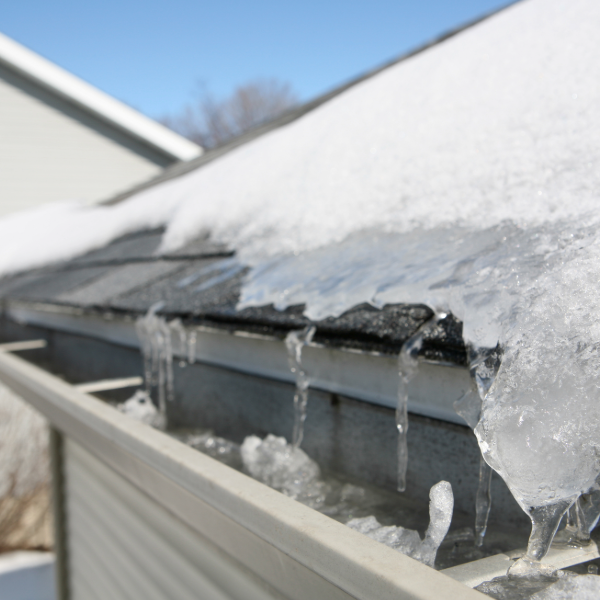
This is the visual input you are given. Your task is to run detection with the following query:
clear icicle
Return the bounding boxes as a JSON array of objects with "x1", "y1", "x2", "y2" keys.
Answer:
[
  {"x1": 475, "y1": 458, "x2": 493, "y2": 546},
  {"x1": 562, "y1": 486, "x2": 600, "y2": 544},
  {"x1": 187, "y1": 330, "x2": 197, "y2": 364},
  {"x1": 397, "y1": 312, "x2": 446, "y2": 492},
  {"x1": 169, "y1": 318, "x2": 188, "y2": 362},
  {"x1": 285, "y1": 325, "x2": 316, "y2": 449},
  {"x1": 454, "y1": 345, "x2": 502, "y2": 544},
  {"x1": 134, "y1": 302, "x2": 175, "y2": 429},
  {"x1": 509, "y1": 497, "x2": 577, "y2": 576}
]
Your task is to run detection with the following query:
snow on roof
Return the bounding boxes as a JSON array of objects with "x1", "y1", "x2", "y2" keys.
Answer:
[
  {"x1": 0, "y1": 32, "x2": 202, "y2": 162},
  {"x1": 0, "y1": 0, "x2": 595, "y2": 285},
  {"x1": 4, "y1": 0, "x2": 600, "y2": 519}
]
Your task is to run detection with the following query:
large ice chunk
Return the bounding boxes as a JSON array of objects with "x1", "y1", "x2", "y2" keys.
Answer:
[
  {"x1": 346, "y1": 516, "x2": 421, "y2": 557},
  {"x1": 117, "y1": 390, "x2": 161, "y2": 428},
  {"x1": 347, "y1": 480, "x2": 453, "y2": 567},
  {"x1": 240, "y1": 434, "x2": 328, "y2": 509}
]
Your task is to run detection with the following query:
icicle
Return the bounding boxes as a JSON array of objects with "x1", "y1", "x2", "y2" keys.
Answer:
[
  {"x1": 134, "y1": 302, "x2": 175, "y2": 429},
  {"x1": 187, "y1": 329, "x2": 197, "y2": 364},
  {"x1": 454, "y1": 345, "x2": 502, "y2": 545},
  {"x1": 475, "y1": 458, "x2": 493, "y2": 546},
  {"x1": 285, "y1": 325, "x2": 316, "y2": 449},
  {"x1": 576, "y1": 488, "x2": 600, "y2": 540},
  {"x1": 560, "y1": 486, "x2": 600, "y2": 545},
  {"x1": 509, "y1": 497, "x2": 577, "y2": 576},
  {"x1": 169, "y1": 318, "x2": 188, "y2": 364},
  {"x1": 397, "y1": 312, "x2": 447, "y2": 492}
]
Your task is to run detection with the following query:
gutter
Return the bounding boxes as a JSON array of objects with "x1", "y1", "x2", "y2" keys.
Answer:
[{"x1": 7, "y1": 301, "x2": 472, "y2": 426}]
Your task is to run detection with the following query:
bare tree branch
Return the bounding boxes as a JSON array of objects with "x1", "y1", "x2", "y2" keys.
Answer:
[{"x1": 161, "y1": 78, "x2": 299, "y2": 149}]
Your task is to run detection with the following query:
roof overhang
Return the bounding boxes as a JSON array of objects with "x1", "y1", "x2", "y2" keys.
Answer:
[{"x1": 0, "y1": 32, "x2": 202, "y2": 162}]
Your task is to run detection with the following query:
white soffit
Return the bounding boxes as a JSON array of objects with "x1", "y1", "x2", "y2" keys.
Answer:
[{"x1": 0, "y1": 32, "x2": 202, "y2": 162}]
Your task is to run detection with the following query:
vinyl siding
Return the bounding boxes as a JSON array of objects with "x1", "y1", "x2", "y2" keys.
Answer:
[
  {"x1": 0, "y1": 64, "x2": 170, "y2": 215},
  {"x1": 63, "y1": 439, "x2": 284, "y2": 600}
]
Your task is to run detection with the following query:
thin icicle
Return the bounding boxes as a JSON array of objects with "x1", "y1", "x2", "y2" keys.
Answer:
[
  {"x1": 397, "y1": 312, "x2": 447, "y2": 492},
  {"x1": 560, "y1": 486, "x2": 600, "y2": 545},
  {"x1": 475, "y1": 458, "x2": 493, "y2": 546},
  {"x1": 454, "y1": 345, "x2": 502, "y2": 545},
  {"x1": 285, "y1": 325, "x2": 316, "y2": 449},
  {"x1": 169, "y1": 318, "x2": 188, "y2": 363},
  {"x1": 187, "y1": 329, "x2": 197, "y2": 364}
]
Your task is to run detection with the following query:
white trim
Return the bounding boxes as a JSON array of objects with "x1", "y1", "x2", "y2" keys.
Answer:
[{"x1": 0, "y1": 32, "x2": 202, "y2": 162}]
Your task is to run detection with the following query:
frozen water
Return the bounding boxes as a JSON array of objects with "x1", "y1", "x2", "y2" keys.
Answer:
[
  {"x1": 2, "y1": 0, "x2": 600, "y2": 568},
  {"x1": 182, "y1": 432, "x2": 242, "y2": 470},
  {"x1": 396, "y1": 314, "x2": 445, "y2": 492},
  {"x1": 347, "y1": 480, "x2": 453, "y2": 567},
  {"x1": 169, "y1": 318, "x2": 188, "y2": 360},
  {"x1": 1, "y1": 0, "x2": 599, "y2": 280},
  {"x1": 135, "y1": 303, "x2": 176, "y2": 425},
  {"x1": 476, "y1": 571, "x2": 573, "y2": 600},
  {"x1": 510, "y1": 500, "x2": 577, "y2": 572},
  {"x1": 531, "y1": 575, "x2": 600, "y2": 600},
  {"x1": 416, "y1": 480, "x2": 454, "y2": 567},
  {"x1": 568, "y1": 490, "x2": 600, "y2": 543},
  {"x1": 242, "y1": 435, "x2": 453, "y2": 566},
  {"x1": 117, "y1": 389, "x2": 162, "y2": 428},
  {"x1": 240, "y1": 434, "x2": 329, "y2": 509},
  {"x1": 187, "y1": 330, "x2": 197, "y2": 364},
  {"x1": 455, "y1": 346, "x2": 502, "y2": 546},
  {"x1": 477, "y1": 572, "x2": 600, "y2": 600},
  {"x1": 347, "y1": 515, "x2": 421, "y2": 557},
  {"x1": 284, "y1": 326, "x2": 316, "y2": 448},
  {"x1": 189, "y1": 431, "x2": 514, "y2": 568},
  {"x1": 475, "y1": 459, "x2": 493, "y2": 547}
]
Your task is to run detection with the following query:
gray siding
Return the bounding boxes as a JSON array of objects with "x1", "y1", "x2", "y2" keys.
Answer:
[
  {"x1": 64, "y1": 439, "x2": 284, "y2": 600},
  {"x1": 0, "y1": 64, "x2": 171, "y2": 215}
]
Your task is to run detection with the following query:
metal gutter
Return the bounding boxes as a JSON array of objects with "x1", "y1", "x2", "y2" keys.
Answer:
[
  {"x1": 7, "y1": 302, "x2": 472, "y2": 426},
  {"x1": 0, "y1": 32, "x2": 202, "y2": 162},
  {"x1": 443, "y1": 542, "x2": 600, "y2": 589},
  {"x1": 0, "y1": 349, "x2": 485, "y2": 600}
]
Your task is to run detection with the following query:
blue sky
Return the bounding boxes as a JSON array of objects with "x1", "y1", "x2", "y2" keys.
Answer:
[{"x1": 2, "y1": 0, "x2": 512, "y2": 121}]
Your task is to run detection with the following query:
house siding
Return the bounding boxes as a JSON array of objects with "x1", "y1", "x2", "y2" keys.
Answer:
[{"x1": 0, "y1": 64, "x2": 170, "y2": 215}]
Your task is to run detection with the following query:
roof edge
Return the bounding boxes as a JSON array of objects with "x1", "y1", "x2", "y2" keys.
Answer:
[{"x1": 0, "y1": 31, "x2": 202, "y2": 162}]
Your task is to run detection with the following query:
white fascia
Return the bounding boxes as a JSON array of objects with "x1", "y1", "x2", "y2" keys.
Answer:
[{"x1": 0, "y1": 32, "x2": 202, "y2": 162}]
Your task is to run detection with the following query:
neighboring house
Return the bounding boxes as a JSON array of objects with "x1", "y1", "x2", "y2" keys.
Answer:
[{"x1": 0, "y1": 32, "x2": 201, "y2": 216}]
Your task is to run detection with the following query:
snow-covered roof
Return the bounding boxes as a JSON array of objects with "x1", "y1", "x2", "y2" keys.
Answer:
[
  {"x1": 0, "y1": 32, "x2": 202, "y2": 162},
  {"x1": 4, "y1": 0, "x2": 600, "y2": 522}
]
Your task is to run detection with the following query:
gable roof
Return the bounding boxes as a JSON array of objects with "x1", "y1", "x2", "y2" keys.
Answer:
[{"x1": 0, "y1": 32, "x2": 202, "y2": 162}]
